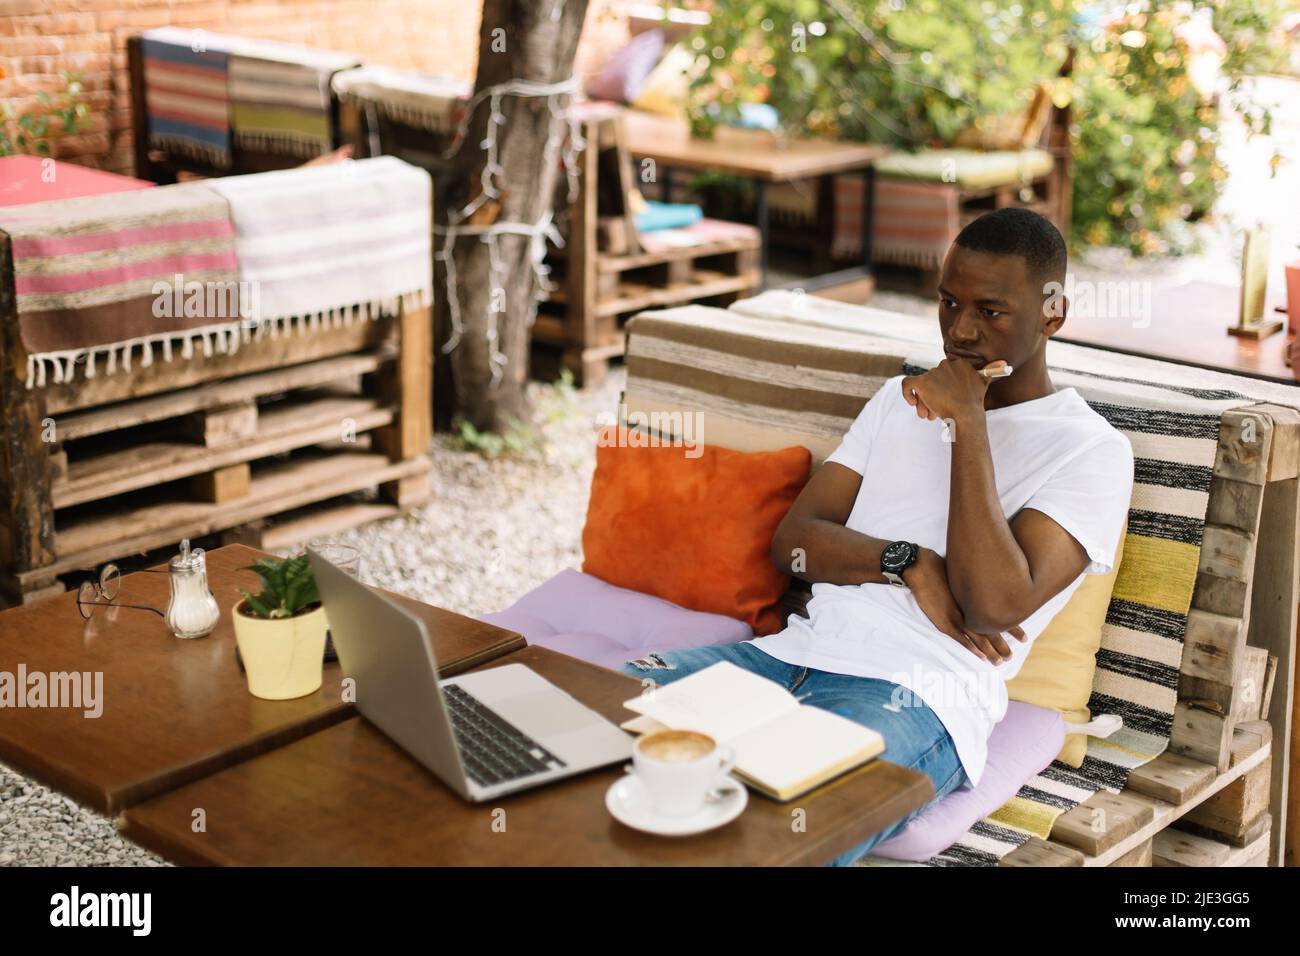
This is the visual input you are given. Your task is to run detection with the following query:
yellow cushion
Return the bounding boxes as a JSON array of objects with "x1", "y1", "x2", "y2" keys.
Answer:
[
  {"x1": 1006, "y1": 522, "x2": 1126, "y2": 767},
  {"x1": 630, "y1": 44, "x2": 698, "y2": 118}
]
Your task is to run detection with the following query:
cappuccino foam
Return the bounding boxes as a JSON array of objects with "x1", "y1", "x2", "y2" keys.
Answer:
[{"x1": 638, "y1": 730, "x2": 714, "y2": 763}]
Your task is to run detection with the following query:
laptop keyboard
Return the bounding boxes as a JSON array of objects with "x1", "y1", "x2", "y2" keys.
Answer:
[{"x1": 443, "y1": 684, "x2": 567, "y2": 788}]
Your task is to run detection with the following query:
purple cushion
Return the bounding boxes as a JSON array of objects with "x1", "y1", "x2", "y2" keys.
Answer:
[
  {"x1": 872, "y1": 700, "x2": 1065, "y2": 862},
  {"x1": 479, "y1": 568, "x2": 753, "y2": 670},
  {"x1": 585, "y1": 29, "x2": 665, "y2": 104}
]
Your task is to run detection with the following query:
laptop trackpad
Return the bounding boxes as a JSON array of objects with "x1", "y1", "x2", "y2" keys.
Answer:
[{"x1": 492, "y1": 690, "x2": 597, "y2": 739}]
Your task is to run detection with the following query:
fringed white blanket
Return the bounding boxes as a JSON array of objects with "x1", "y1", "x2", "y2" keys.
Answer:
[
  {"x1": 204, "y1": 156, "x2": 433, "y2": 328},
  {"x1": 330, "y1": 65, "x2": 471, "y2": 134}
]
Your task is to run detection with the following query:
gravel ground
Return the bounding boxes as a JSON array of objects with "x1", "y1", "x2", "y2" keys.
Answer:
[{"x1": 0, "y1": 369, "x2": 624, "y2": 867}]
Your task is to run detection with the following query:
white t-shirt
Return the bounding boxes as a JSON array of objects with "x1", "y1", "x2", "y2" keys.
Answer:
[{"x1": 750, "y1": 374, "x2": 1134, "y2": 787}]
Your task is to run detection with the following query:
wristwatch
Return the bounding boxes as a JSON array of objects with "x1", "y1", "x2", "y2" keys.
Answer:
[{"x1": 880, "y1": 540, "x2": 920, "y2": 587}]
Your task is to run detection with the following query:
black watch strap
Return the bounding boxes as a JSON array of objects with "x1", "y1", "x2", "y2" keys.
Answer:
[{"x1": 881, "y1": 540, "x2": 919, "y2": 587}]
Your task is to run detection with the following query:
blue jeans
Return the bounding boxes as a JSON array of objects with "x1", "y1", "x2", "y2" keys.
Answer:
[{"x1": 620, "y1": 641, "x2": 967, "y2": 866}]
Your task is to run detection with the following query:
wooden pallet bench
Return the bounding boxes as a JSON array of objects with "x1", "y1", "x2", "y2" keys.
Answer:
[
  {"x1": 626, "y1": 301, "x2": 1300, "y2": 866},
  {"x1": 532, "y1": 113, "x2": 760, "y2": 387},
  {"x1": 537, "y1": 218, "x2": 760, "y2": 385},
  {"x1": 996, "y1": 399, "x2": 1300, "y2": 867},
  {"x1": 0, "y1": 229, "x2": 433, "y2": 605},
  {"x1": 1002, "y1": 721, "x2": 1273, "y2": 866}
]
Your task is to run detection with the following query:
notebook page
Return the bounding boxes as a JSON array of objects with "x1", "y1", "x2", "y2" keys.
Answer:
[
  {"x1": 621, "y1": 661, "x2": 799, "y2": 742},
  {"x1": 729, "y1": 706, "x2": 884, "y2": 795}
]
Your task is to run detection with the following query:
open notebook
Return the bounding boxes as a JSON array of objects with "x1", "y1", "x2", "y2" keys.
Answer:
[{"x1": 621, "y1": 661, "x2": 885, "y2": 801}]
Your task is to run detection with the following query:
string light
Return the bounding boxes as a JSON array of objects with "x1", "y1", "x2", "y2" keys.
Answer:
[{"x1": 438, "y1": 75, "x2": 584, "y2": 388}]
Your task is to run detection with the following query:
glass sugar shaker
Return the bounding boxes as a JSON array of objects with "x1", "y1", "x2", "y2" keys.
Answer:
[{"x1": 166, "y1": 539, "x2": 221, "y2": 639}]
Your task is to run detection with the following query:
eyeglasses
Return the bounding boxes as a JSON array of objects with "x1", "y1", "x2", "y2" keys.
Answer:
[{"x1": 76, "y1": 564, "x2": 165, "y2": 620}]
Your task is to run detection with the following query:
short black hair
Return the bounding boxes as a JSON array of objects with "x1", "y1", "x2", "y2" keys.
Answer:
[{"x1": 952, "y1": 208, "x2": 1067, "y2": 288}]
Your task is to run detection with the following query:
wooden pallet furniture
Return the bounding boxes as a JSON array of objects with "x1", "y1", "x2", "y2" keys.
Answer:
[
  {"x1": 536, "y1": 114, "x2": 761, "y2": 386},
  {"x1": 0, "y1": 227, "x2": 433, "y2": 607},
  {"x1": 621, "y1": 299, "x2": 1300, "y2": 866},
  {"x1": 782, "y1": 403, "x2": 1298, "y2": 868},
  {"x1": 126, "y1": 35, "x2": 347, "y2": 185},
  {"x1": 769, "y1": 58, "x2": 1073, "y2": 303},
  {"x1": 622, "y1": 110, "x2": 888, "y2": 291}
]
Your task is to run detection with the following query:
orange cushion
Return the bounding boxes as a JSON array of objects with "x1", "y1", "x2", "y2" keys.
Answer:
[{"x1": 581, "y1": 433, "x2": 811, "y2": 635}]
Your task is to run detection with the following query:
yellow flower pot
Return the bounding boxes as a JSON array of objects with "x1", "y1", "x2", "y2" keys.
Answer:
[{"x1": 232, "y1": 601, "x2": 328, "y2": 701}]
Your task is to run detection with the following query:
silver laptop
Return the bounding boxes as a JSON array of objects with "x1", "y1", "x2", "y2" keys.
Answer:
[{"x1": 308, "y1": 548, "x2": 632, "y2": 802}]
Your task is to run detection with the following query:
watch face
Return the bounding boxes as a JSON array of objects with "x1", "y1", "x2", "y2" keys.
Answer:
[{"x1": 881, "y1": 541, "x2": 914, "y2": 572}]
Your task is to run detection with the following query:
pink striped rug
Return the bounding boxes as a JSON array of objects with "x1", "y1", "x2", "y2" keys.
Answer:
[{"x1": 0, "y1": 182, "x2": 244, "y2": 387}]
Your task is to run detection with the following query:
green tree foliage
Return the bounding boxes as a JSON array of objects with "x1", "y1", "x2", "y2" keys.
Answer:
[
  {"x1": 0, "y1": 72, "x2": 88, "y2": 158},
  {"x1": 685, "y1": 0, "x2": 1290, "y2": 255}
]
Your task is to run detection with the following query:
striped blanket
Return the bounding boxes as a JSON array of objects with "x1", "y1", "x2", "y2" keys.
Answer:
[
  {"x1": 834, "y1": 175, "x2": 959, "y2": 267},
  {"x1": 624, "y1": 294, "x2": 1300, "y2": 866},
  {"x1": 141, "y1": 27, "x2": 233, "y2": 169},
  {"x1": 141, "y1": 29, "x2": 358, "y2": 164},
  {"x1": 769, "y1": 149, "x2": 1055, "y2": 265},
  {"x1": 228, "y1": 41, "x2": 359, "y2": 157},
  {"x1": 204, "y1": 156, "x2": 433, "y2": 328},
  {"x1": 329, "y1": 65, "x2": 471, "y2": 134},
  {"x1": 0, "y1": 182, "x2": 242, "y2": 388}
]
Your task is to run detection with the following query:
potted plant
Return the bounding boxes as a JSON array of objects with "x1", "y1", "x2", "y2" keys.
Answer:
[{"x1": 232, "y1": 554, "x2": 328, "y2": 700}]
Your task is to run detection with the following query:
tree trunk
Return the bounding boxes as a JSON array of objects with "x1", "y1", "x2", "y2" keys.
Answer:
[{"x1": 438, "y1": 0, "x2": 589, "y2": 431}]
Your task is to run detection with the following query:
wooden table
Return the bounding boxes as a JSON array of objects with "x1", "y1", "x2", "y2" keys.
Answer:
[
  {"x1": 120, "y1": 644, "x2": 934, "y2": 866},
  {"x1": 0, "y1": 544, "x2": 524, "y2": 813},
  {"x1": 1056, "y1": 280, "x2": 1295, "y2": 385},
  {"x1": 623, "y1": 111, "x2": 890, "y2": 291}
]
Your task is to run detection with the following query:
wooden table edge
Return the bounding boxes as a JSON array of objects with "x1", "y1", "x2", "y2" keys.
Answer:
[
  {"x1": 769, "y1": 765, "x2": 934, "y2": 867},
  {"x1": 119, "y1": 642, "x2": 940, "y2": 867},
  {"x1": 0, "y1": 542, "x2": 528, "y2": 817},
  {"x1": 2, "y1": 703, "x2": 358, "y2": 816},
  {"x1": 118, "y1": 738, "x2": 936, "y2": 867}
]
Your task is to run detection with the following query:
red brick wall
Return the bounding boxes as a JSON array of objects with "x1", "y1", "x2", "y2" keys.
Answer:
[{"x1": 0, "y1": 0, "x2": 629, "y2": 175}]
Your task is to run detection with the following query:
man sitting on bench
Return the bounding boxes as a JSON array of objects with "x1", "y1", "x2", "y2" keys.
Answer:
[{"x1": 621, "y1": 208, "x2": 1134, "y2": 865}]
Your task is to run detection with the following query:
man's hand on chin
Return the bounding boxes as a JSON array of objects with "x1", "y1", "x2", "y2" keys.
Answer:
[
  {"x1": 901, "y1": 358, "x2": 1006, "y2": 423},
  {"x1": 904, "y1": 547, "x2": 1025, "y2": 665}
]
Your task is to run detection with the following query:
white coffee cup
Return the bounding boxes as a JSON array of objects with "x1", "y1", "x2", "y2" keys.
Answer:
[{"x1": 632, "y1": 729, "x2": 736, "y2": 818}]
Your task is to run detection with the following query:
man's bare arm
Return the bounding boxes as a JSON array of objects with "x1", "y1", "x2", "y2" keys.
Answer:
[
  {"x1": 903, "y1": 361, "x2": 1091, "y2": 634},
  {"x1": 770, "y1": 462, "x2": 895, "y2": 586},
  {"x1": 945, "y1": 411, "x2": 1089, "y2": 632},
  {"x1": 770, "y1": 461, "x2": 1025, "y2": 664}
]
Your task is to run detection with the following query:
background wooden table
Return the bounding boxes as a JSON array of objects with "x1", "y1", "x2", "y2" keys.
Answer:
[
  {"x1": 120, "y1": 644, "x2": 934, "y2": 866},
  {"x1": 623, "y1": 111, "x2": 889, "y2": 291},
  {"x1": 1056, "y1": 280, "x2": 1295, "y2": 385},
  {"x1": 0, "y1": 543, "x2": 523, "y2": 814}
]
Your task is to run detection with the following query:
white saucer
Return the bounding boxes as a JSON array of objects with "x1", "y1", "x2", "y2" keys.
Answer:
[{"x1": 606, "y1": 768, "x2": 748, "y2": 836}]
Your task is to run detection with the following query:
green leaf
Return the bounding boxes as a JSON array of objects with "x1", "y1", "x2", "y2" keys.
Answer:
[
  {"x1": 240, "y1": 555, "x2": 318, "y2": 616},
  {"x1": 240, "y1": 590, "x2": 274, "y2": 619}
]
